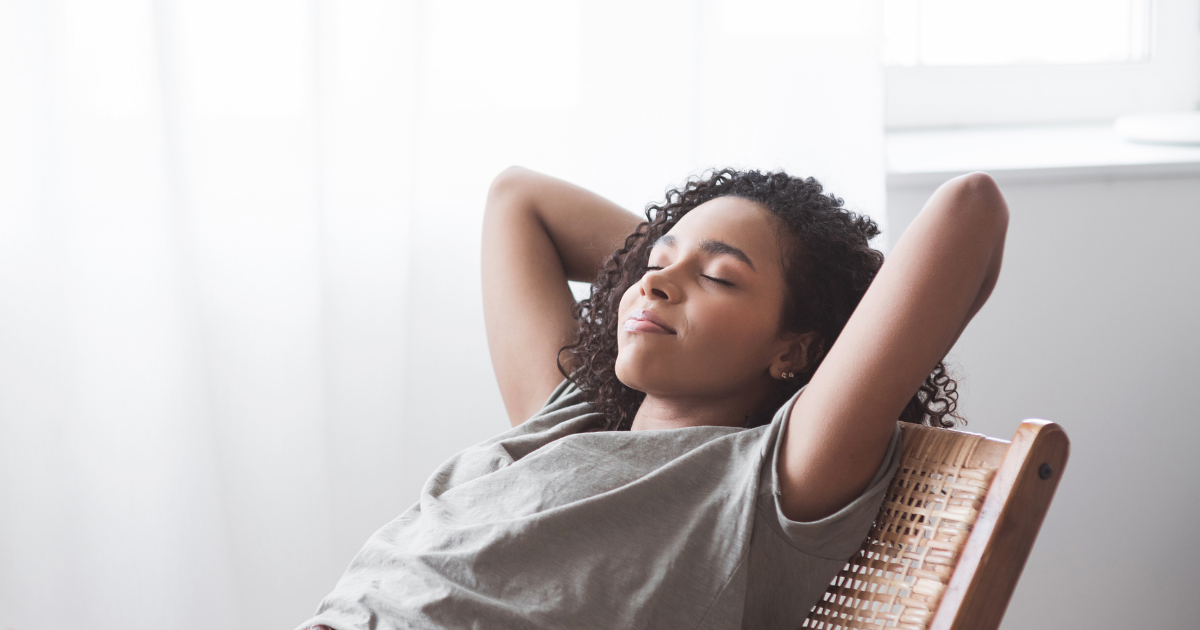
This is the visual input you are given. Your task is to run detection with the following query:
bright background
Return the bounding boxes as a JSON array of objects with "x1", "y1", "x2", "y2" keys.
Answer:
[{"x1": 1, "y1": 1, "x2": 1196, "y2": 629}]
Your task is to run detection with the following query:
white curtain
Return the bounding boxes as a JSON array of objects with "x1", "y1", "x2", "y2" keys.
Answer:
[{"x1": 0, "y1": 1, "x2": 884, "y2": 628}]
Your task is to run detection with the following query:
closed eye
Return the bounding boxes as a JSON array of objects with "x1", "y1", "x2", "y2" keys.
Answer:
[{"x1": 646, "y1": 265, "x2": 734, "y2": 287}]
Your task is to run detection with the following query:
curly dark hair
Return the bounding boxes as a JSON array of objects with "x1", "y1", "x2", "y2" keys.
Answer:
[{"x1": 558, "y1": 168, "x2": 962, "y2": 431}]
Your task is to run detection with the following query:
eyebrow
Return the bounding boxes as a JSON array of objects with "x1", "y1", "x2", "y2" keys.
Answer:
[{"x1": 653, "y1": 234, "x2": 757, "y2": 271}]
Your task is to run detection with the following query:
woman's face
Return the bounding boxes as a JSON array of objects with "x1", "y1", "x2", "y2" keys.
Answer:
[{"x1": 615, "y1": 196, "x2": 796, "y2": 403}]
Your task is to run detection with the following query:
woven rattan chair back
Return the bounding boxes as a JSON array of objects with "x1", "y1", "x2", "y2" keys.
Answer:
[{"x1": 801, "y1": 419, "x2": 1069, "y2": 630}]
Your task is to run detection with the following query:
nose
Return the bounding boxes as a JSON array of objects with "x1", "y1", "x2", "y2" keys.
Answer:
[{"x1": 640, "y1": 267, "x2": 678, "y2": 302}]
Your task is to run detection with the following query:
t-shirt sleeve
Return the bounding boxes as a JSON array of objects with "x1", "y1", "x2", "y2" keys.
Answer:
[
  {"x1": 538, "y1": 377, "x2": 581, "y2": 411},
  {"x1": 492, "y1": 378, "x2": 598, "y2": 438},
  {"x1": 756, "y1": 387, "x2": 903, "y2": 561}
]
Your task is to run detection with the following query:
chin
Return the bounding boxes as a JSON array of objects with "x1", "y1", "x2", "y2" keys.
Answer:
[
  {"x1": 614, "y1": 350, "x2": 678, "y2": 396},
  {"x1": 612, "y1": 356, "x2": 643, "y2": 393},
  {"x1": 613, "y1": 352, "x2": 653, "y2": 394}
]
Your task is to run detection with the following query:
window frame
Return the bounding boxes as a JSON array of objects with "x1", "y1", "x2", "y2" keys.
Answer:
[{"x1": 885, "y1": 0, "x2": 1200, "y2": 128}]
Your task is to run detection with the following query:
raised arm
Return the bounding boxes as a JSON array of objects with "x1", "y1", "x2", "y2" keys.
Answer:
[
  {"x1": 779, "y1": 172, "x2": 1009, "y2": 521},
  {"x1": 482, "y1": 167, "x2": 642, "y2": 426}
]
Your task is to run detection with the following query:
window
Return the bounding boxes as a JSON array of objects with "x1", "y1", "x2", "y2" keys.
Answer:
[
  {"x1": 886, "y1": 0, "x2": 1151, "y2": 67},
  {"x1": 884, "y1": 0, "x2": 1200, "y2": 128}
]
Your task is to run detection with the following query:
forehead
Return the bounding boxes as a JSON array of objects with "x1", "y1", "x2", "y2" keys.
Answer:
[{"x1": 661, "y1": 196, "x2": 781, "y2": 263}]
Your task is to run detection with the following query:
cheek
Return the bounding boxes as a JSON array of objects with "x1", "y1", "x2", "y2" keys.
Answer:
[
  {"x1": 614, "y1": 287, "x2": 633, "y2": 343},
  {"x1": 617, "y1": 282, "x2": 638, "y2": 315},
  {"x1": 613, "y1": 285, "x2": 639, "y2": 362},
  {"x1": 689, "y1": 299, "x2": 779, "y2": 358}
]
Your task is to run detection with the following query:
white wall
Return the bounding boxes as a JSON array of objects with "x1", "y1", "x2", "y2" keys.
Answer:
[{"x1": 887, "y1": 173, "x2": 1200, "y2": 629}]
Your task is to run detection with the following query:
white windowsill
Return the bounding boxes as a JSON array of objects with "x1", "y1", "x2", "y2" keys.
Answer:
[{"x1": 886, "y1": 122, "x2": 1200, "y2": 188}]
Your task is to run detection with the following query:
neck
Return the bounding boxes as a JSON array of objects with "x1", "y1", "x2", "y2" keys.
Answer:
[{"x1": 630, "y1": 381, "x2": 772, "y2": 431}]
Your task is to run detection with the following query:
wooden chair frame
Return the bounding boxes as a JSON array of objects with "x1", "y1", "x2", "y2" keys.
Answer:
[
  {"x1": 803, "y1": 420, "x2": 1070, "y2": 630},
  {"x1": 930, "y1": 420, "x2": 1069, "y2": 630}
]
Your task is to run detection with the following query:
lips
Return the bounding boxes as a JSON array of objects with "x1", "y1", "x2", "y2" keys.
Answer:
[{"x1": 623, "y1": 309, "x2": 676, "y2": 334}]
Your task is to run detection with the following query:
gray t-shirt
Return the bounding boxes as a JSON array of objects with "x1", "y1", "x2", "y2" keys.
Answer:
[{"x1": 299, "y1": 380, "x2": 901, "y2": 630}]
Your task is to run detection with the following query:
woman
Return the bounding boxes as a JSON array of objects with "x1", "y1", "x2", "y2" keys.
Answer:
[{"x1": 299, "y1": 167, "x2": 1008, "y2": 630}]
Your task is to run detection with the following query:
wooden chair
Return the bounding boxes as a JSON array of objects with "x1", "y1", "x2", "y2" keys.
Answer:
[{"x1": 801, "y1": 420, "x2": 1070, "y2": 630}]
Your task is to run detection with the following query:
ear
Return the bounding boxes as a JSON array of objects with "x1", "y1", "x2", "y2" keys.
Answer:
[{"x1": 768, "y1": 330, "x2": 819, "y2": 379}]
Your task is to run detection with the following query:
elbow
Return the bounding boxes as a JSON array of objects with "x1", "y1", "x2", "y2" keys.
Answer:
[
  {"x1": 485, "y1": 166, "x2": 534, "y2": 221},
  {"x1": 957, "y1": 171, "x2": 1003, "y2": 202},
  {"x1": 945, "y1": 171, "x2": 1009, "y2": 238},
  {"x1": 487, "y1": 166, "x2": 531, "y2": 203}
]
